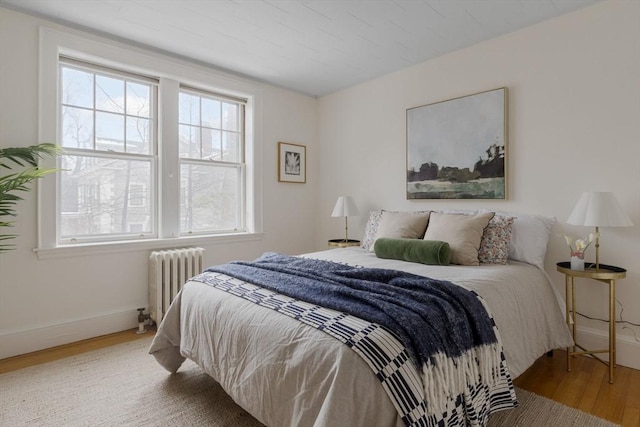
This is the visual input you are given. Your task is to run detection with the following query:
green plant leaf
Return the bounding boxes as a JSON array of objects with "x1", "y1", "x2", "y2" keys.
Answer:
[
  {"x1": 0, "y1": 167, "x2": 57, "y2": 197},
  {"x1": 0, "y1": 143, "x2": 62, "y2": 251},
  {"x1": 0, "y1": 143, "x2": 62, "y2": 169}
]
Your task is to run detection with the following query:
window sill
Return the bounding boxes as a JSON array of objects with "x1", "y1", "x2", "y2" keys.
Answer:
[{"x1": 34, "y1": 232, "x2": 264, "y2": 260}]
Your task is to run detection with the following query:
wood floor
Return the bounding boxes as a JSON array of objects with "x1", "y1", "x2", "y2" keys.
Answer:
[
  {"x1": 1, "y1": 330, "x2": 638, "y2": 426},
  {"x1": 513, "y1": 350, "x2": 640, "y2": 426},
  {"x1": 0, "y1": 328, "x2": 150, "y2": 375}
]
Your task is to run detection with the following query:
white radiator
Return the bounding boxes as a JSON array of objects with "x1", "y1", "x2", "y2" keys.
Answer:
[{"x1": 149, "y1": 247, "x2": 204, "y2": 324}]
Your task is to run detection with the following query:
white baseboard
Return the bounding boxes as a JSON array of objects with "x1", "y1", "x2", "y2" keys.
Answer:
[
  {"x1": 0, "y1": 310, "x2": 139, "y2": 360},
  {"x1": 575, "y1": 326, "x2": 640, "y2": 370}
]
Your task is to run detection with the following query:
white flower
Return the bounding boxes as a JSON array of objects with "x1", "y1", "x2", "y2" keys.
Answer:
[
  {"x1": 563, "y1": 234, "x2": 593, "y2": 253},
  {"x1": 564, "y1": 235, "x2": 573, "y2": 247},
  {"x1": 575, "y1": 239, "x2": 587, "y2": 251}
]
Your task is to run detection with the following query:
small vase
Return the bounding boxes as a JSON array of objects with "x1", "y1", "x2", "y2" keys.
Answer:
[{"x1": 570, "y1": 251, "x2": 585, "y2": 271}]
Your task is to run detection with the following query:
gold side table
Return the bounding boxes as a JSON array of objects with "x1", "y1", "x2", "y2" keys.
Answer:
[
  {"x1": 328, "y1": 239, "x2": 360, "y2": 248},
  {"x1": 556, "y1": 262, "x2": 626, "y2": 384}
]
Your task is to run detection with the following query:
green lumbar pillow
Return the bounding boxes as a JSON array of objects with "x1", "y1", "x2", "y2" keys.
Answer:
[{"x1": 374, "y1": 238, "x2": 451, "y2": 265}]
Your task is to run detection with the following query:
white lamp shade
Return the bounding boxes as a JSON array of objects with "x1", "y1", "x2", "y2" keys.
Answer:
[
  {"x1": 331, "y1": 196, "x2": 359, "y2": 217},
  {"x1": 567, "y1": 192, "x2": 633, "y2": 227}
]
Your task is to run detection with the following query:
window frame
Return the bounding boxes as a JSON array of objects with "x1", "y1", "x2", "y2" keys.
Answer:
[{"x1": 36, "y1": 27, "x2": 264, "y2": 259}]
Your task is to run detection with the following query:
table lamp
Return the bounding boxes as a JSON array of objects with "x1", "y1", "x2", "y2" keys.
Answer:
[
  {"x1": 567, "y1": 191, "x2": 633, "y2": 269},
  {"x1": 331, "y1": 196, "x2": 359, "y2": 242}
]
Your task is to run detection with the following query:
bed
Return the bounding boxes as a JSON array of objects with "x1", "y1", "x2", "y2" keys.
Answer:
[{"x1": 150, "y1": 210, "x2": 573, "y2": 427}]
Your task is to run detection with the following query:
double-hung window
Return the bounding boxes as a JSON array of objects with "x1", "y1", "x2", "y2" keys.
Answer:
[{"x1": 53, "y1": 56, "x2": 249, "y2": 247}]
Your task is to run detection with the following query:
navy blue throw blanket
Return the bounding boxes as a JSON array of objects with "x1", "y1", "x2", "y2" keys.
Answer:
[{"x1": 206, "y1": 252, "x2": 497, "y2": 369}]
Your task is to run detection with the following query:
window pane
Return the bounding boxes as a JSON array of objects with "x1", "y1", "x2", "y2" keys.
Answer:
[
  {"x1": 202, "y1": 98, "x2": 221, "y2": 128},
  {"x1": 178, "y1": 90, "x2": 243, "y2": 162},
  {"x1": 61, "y1": 106, "x2": 94, "y2": 149},
  {"x1": 179, "y1": 92, "x2": 200, "y2": 125},
  {"x1": 61, "y1": 67, "x2": 93, "y2": 108},
  {"x1": 60, "y1": 156, "x2": 80, "y2": 212},
  {"x1": 96, "y1": 111, "x2": 125, "y2": 151},
  {"x1": 202, "y1": 128, "x2": 221, "y2": 160},
  {"x1": 222, "y1": 131, "x2": 240, "y2": 162},
  {"x1": 180, "y1": 163, "x2": 241, "y2": 233},
  {"x1": 60, "y1": 155, "x2": 152, "y2": 238},
  {"x1": 127, "y1": 82, "x2": 151, "y2": 117},
  {"x1": 222, "y1": 102, "x2": 238, "y2": 131},
  {"x1": 179, "y1": 124, "x2": 201, "y2": 158},
  {"x1": 126, "y1": 117, "x2": 151, "y2": 154},
  {"x1": 95, "y1": 75, "x2": 124, "y2": 113}
]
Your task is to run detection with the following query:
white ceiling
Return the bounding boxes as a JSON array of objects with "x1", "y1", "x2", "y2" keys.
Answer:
[{"x1": 1, "y1": 0, "x2": 601, "y2": 97}]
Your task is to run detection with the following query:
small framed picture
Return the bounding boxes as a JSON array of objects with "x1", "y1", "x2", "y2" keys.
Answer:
[{"x1": 278, "y1": 141, "x2": 306, "y2": 183}]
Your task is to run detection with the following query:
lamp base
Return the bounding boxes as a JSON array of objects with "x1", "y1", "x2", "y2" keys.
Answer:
[
  {"x1": 594, "y1": 225, "x2": 600, "y2": 271},
  {"x1": 328, "y1": 239, "x2": 360, "y2": 248}
]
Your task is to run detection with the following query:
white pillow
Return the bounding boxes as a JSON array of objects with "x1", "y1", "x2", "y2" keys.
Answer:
[{"x1": 485, "y1": 210, "x2": 556, "y2": 269}]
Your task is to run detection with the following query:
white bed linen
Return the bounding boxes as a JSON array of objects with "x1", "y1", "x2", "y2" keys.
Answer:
[{"x1": 150, "y1": 248, "x2": 573, "y2": 427}]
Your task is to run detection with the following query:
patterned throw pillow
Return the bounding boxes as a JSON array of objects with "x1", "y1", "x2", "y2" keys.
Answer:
[
  {"x1": 361, "y1": 210, "x2": 384, "y2": 252},
  {"x1": 478, "y1": 215, "x2": 515, "y2": 264}
]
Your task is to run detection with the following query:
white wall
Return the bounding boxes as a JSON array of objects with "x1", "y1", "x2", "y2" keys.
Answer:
[
  {"x1": 317, "y1": 0, "x2": 640, "y2": 369},
  {"x1": 0, "y1": 8, "x2": 318, "y2": 358}
]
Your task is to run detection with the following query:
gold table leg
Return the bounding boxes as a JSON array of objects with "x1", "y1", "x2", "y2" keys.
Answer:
[
  {"x1": 572, "y1": 276, "x2": 576, "y2": 350},
  {"x1": 566, "y1": 274, "x2": 573, "y2": 372},
  {"x1": 609, "y1": 279, "x2": 615, "y2": 383}
]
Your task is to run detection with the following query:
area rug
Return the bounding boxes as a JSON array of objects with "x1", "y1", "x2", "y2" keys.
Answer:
[{"x1": 0, "y1": 337, "x2": 618, "y2": 427}]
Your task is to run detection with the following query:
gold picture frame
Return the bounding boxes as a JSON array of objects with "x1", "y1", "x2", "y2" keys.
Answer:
[{"x1": 278, "y1": 141, "x2": 306, "y2": 183}]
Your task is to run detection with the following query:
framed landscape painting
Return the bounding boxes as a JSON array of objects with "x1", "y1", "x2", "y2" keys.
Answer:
[
  {"x1": 278, "y1": 141, "x2": 306, "y2": 183},
  {"x1": 406, "y1": 87, "x2": 507, "y2": 199}
]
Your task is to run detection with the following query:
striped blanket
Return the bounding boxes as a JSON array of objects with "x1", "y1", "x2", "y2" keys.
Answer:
[{"x1": 194, "y1": 253, "x2": 517, "y2": 426}]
